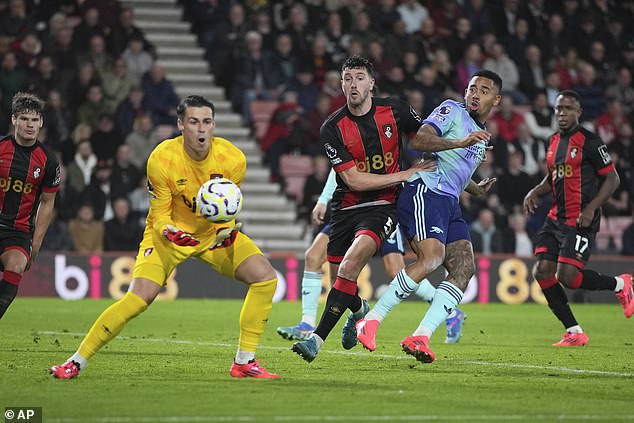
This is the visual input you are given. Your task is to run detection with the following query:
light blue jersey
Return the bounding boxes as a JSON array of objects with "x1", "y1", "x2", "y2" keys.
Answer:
[{"x1": 410, "y1": 100, "x2": 487, "y2": 198}]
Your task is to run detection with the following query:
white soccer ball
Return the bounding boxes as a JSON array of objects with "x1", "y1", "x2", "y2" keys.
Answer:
[{"x1": 196, "y1": 178, "x2": 243, "y2": 223}]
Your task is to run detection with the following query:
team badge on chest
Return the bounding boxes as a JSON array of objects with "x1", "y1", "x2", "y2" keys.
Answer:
[{"x1": 382, "y1": 124, "x2": 393, "y2": 138}]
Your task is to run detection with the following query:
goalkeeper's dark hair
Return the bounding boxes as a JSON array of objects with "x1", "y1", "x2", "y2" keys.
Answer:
[
  {"x1": 472, "y1": 70, "x2": 503, "y2": 93},
  {"x1": 341, "y1": 55, "x2": 375, "y2": 79},
  {"x1": 11, "y1": 92, "x2": 45, "y2": 116},
  {"x1": 177, "y1": 95, "x2": 215, "y2": 120}
]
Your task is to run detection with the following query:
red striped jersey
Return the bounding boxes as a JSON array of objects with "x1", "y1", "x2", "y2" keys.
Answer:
[
  {"x1": 545, "y1": 126, "x2": 615, "y2": 229},
  {"x1": 0, "y1": 135, "x2": 60, "y2": 233},
  {"x1": 321, "y1": 97, "x2": 422, "y2": 211}
]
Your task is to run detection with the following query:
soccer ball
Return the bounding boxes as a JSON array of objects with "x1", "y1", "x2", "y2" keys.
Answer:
[{"x1": 196, "y1": 178, "x2": 243, "y2": 223}]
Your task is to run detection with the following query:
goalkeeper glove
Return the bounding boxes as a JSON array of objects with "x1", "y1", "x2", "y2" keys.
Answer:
[
  {"x1": 210, "y1": 222, "x2": 242, "y2": 249},
  {"x1": 162, "y1": 224, "x2": 200, "y2": 247}
]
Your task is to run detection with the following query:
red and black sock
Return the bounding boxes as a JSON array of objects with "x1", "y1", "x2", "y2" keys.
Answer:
[
  {"x1": 314, "y1": 277, "x2": 358, "y2": 341},
  {"x1": 574, "y1": 269, "x2": 617, "y2": 291},
  {"x1": 538, "y1": 277, "x2": 578, "y2": 329},
  {"x1": 0, "y1": 271, "x2": 22, "y2": 319}
]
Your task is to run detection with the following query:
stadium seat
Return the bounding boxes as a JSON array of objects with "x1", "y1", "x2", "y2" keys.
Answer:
[
  {"x1": 279, "y1": 154, "x2": 314, "y2": 203},
  {"x1": 249, "y1": 100, "x2": 279, "y2": 141}
]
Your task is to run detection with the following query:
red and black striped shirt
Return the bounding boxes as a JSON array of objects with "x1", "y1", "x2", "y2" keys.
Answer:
[
  {"x1": 545, "y1": 126, "x2": 615, "y2": 229},
  {"x1": 0, "y1": 135, "x2": 60, "y2": 233},
  {"x1": 321, "y1": 97, "x2": 422, "y2": 211}
]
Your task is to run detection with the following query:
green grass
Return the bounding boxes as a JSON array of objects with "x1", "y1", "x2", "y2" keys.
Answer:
[{"x1": 1, "y1": 299, "x2": 634, "y2": 423}]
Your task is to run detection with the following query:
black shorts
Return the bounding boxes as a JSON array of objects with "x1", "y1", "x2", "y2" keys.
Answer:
[
  {"x1": 534, "y1": 218, "x2": 595, "y2": 269},
  {"x1": 0, "y1": 228, "x2": 32, "y2": 261},
  {"x1": 327, "y1": 204, "x2": 397, "y2": 264}
]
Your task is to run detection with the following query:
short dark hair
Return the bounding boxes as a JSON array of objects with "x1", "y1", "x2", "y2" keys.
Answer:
[
  {"x1": 472, "y1": 70, "x2": 503, "y2": 92},
  {"x1": 557, "y1": 89, "x2": 582, "y2": 106},
  {"x1": 12, "y1": 92, "x2": 44, "y2": 116},
  {"x1": 176, "y1": 95, "x2": 215, "y2": 120},
  {"x1": 341, "y1": 55, "x2": 375, "y2": 79}
]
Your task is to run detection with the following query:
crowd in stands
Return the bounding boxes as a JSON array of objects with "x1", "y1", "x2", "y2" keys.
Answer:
[
  {"x1": 182, "y1": 0, "x2": 634, "y2": 256},
  {"x1": 5, "y1": 0, "x2": 634, "y2": 256}
]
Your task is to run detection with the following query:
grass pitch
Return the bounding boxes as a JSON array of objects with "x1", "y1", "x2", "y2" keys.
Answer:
[{"x1": 1, "y1": 298, "x2": 633, "y2": 422}]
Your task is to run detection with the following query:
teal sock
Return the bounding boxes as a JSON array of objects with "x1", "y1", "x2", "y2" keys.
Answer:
[
  {"x1": 301, "y1": 271, "x2": 322, "y2": 327},
  {"x1": 417, "y1": 281, "x2": 463, "y2": 337},
  {"x1": 414, "y1": 278, "x2": 436, "y2": 303},
  {"x1": 368, "y1": 270, "x2": 418, "y2": 321}
]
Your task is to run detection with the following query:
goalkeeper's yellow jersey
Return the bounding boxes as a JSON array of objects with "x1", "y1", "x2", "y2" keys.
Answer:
[{"x1": 145, "y1": 135, "x2": 246, "y2": 239}]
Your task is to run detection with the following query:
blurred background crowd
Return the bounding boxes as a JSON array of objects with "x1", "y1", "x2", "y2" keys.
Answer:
[{"x1": 4, "y1": 0, "x2": 634, "y2": 256}]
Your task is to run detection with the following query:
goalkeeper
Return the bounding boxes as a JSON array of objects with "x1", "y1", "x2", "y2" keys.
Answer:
[{"x1": 51, "y1": 95, "x2": 279, "y2": 379}]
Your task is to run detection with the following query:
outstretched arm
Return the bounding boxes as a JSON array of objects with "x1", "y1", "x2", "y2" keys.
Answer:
[{"x1": 409, "y1": 124, "x2": 491, "y2": 152}]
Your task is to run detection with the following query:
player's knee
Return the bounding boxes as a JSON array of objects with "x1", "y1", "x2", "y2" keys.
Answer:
[
  {"x1": 304, "y1": 247, "x2": 324, "y2": 272},
  {"x1": 556, "y1": 270, "x2": 578, "y2": 288},
  {"x1": 533, "y1": 262, "x2": 555, "y2": 282}
]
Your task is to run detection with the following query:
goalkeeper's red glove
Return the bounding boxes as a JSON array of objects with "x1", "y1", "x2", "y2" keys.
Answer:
[
  {"x1": 162, "y1": 224, "x2": 200, "y2": 247},
  {"x1": 210, "y1": 222, "x2": 242, "y2": 250}
]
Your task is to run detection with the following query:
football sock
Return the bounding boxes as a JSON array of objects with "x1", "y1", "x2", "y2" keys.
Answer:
[
  {"x1": 314, "y1": 277, "x2": 357, "y2": 341},
  {"x1": 311, "y1": 333, "x2": 324, "y2": 349},
  {"x1": 368, "y1": 270, "x2": 418, "y2": 322},
  {"x1": 614, "y1": 276, "x2": 625, "y2": 292},
  {"x1": 416, "y1": 282, "x2": 463, "y2": 337},
  {"x1": 301, "y1": 271, "x2": 322, "y2": 327},
  {"x1": 577, "y1": 269, "x2": 617, "y2": 291},
  {"x1": 67, "y1": 352, "x2": 88, "y2": 370},
  {"x1": 0, "y1": 271, "x2": 21, "y2": 319},
  {"x1": 538, "y1": 278, "x2": 578, "y2": 329},
  {"x1": 566, "y1": 325, "x2": 584, "y2": 334},
  {"x1": 238, "y1": 277, "x2": 277, "y2": 353},
  {"x1": 414, "y1": 278, "x2": 436, "y2": 303},
  {"x1": 77, "y1": 291, "x2": 148, "y2": 359},
  {"x1": 234, "y1": 349, "x2": 255, "y2": 365}
]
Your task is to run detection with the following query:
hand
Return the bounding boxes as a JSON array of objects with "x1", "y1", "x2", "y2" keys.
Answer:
[
  {"x1": 577, "y1": 208, "x2": 595, "y2": 228},
  {"x1": 403, "y1": 159, "x2": 437, "y2": 180},
  {"x1": 472, "y1": 177, "x2": 496, "y2": 197},
  {"x1": 458, "y1": 130, "x2": 491, "y2": 148},
  {"x1": 210, "y1": 222, "x2": 242, "y2": 249},
  {"x1": 523, "y1": 190, "x2": 540, "y2": 214},
  {"x1": 312, "y1": 203, "x2": 327, "y2": 225},
  {"x1": 162, "y1": 224, "x2": 200, "y2": 247}
]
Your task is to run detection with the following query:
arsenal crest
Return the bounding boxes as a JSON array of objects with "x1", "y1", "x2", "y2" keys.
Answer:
[{"x1": 383, "y1": 124, "x2": 393, "y2": 138}]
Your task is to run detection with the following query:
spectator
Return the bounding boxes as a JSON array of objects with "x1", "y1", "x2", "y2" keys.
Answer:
[
  {"x1": 81, "y1": 34, "x2": 113, "y2": 78},
  {"x1": 66, "y1": 61, "x2": 102, "y2": 112},
  {"x1": 72, "y1": 7, "x2": 106, "y2": 53},
  {"x1": 121, "y1": 35, "x2": 153, "y2": 83},
  {"x1": 430, "y1": 0, "x2": 464, "y2": 39},
  {"x1": 83, "y1": 159, "x2": 113, "y2": 221},
  {"x1": 289, "y1": 66, "x2": 319, "y2": 114},
  {"x1": 109, "y1": 7, "x2": 154, "y2": 57},
  {"x1": 0, "y1": 51, "x2": 25, "y2": 111},
  {"x1": 573, "y1": 62, "x2": 606, "y2": 122},
  {"x1": 470, "y1": 208, "x2": 507, "y2": 254},
  {"x1": 411, "y1": 66, "x2": 443, "y2": 116},
  {"x1": 483, "y1": 42, "x2": 523, "y2": 103},
  {"x1": 284, "y1": 3, "x2": 312, "y2": 61},
  {"x1": 519, "y1": 45, "x2": 546, "y2": 100},
  {"x1": 321, "y1": 70, "x2": 345, "y2": 113},
  {"x1": 43, "y1": 89, "x2": 73, "y2": 151},
  {"x1": 455, "y1": 42, "x2": 482, "y2": 93},
  {"x1": 66, "y1": 138, "x2": 97, "y2": 193},
  {"x1": 492, "y1": 95, "x2": 525, "y2": 143},
  {"x1": 606, "y1": 66, "x2": 634, "y2": 117},
  {"x1": 91, "y1": 113, "x2": 121, "y2": 161},
  {"x1": 538, "y1": 13, "x2": 569, "y2": 63},
  {"x1": 141, "y1": 64, "x2": 179, "y2": 126},
  {"x1": 305, "y1": 94, "x2": 332, "y2": 155},
  {"x1": 371, "y1": 0, "x2": 401, "y2": 35},
  {"x1": 544, "y1": 70, "x2": 561, "y2": 108},
  {"x1": 349, "y1": 10, "x2": 381, "y2": 53},
  {"x1": 77, "y1": 84, "x2": 114, "y2": 129},
  {"x1": 445, "y1": 17, "x2": 474, "y2": 63},
  {"x1": 397, "y1": 0, "x2": 429, "y2": 34},
  {"x1": 0, "y1": 0, "x2": 33, "y2": 40},
  {"x1": 110, "y1": 143, "x2": 142, "y2": 199},
  {"x1": 298, "y1": 155, "x2": 330, "y2": 222},
  {"x1": 23, "y1": 54, "x2": 60, "y2": 100},
  {"x1": 523, "y1": 91, "x2": 556, "y2": 141},
  {"x1": 307, "y1": 35, "x2": 335, "y2": 88},
  {"x1": 125, "y1": 114, "x2": 160, "y2": 169},
  {"x1": 555, "y1": 48, "x2": 580, "y2": 90},
  {"x1": 54, "y1": 164, "x2": 82, "y2": 222},
  {"x1": 464, "y1": 0, "x2": 494, "y2": 36},
  {"x1": 594, "y1": 98, "x2": 627, "y2": 145},
  {"x1": 114, "y1": 85, "x2": 145, "y2": 137},
  {"x1": 503, "y1": 17, "x2": 531, "y2": 67},
  {"x1": 50, "y1": 26, "x2": 77, "y2": 75},
  {"x1": 496, "y1": 149, "x2": 535, "y2": 212},
  {"x1": 273, "y1": 33, "x2": 300, "y2": 89},
  {"x1": 104, "y1": 197, "x2": 143, "y2": 251},
  {"x1": 128, "y1": 174, "x2": 149, "y2": 222},
  {"x1": 509, "y1": 123, "x2": 547, "y2": 179},
  {"x1": 319, "y1": 11, "x2": 348, "y2": 67},
  {"x1": 101, "y1": 56, "x2": 136, "y2": 109},
  {"x1": 68, "y1": 202, "x2": 104, "y2": 254},
  {"x1": 14, "y1": 32, "x2": 42, "y2": 70},
  {"x1": 41, "y1": 211, "x2": 74, "y2": 252},
  {"x1": 507, "y1": 211, "x2": 534, "y2": 257}
]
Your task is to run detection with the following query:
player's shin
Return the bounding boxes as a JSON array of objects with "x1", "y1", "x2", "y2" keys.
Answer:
[
  {"x1": 77, "y1": 291, "x2": 148, "y2": 359},
  {"x1": 538, "y1": 277, "x2": 579, "y2": 329},
  {"x1": 414, "y1": 278, "x2": 436, "y2": 303},
  {"x1": 0, "y1": 271, "x2": 21, "y2": 319},
  {"x1": 415, "y1": 282, "x2": 463, "y2": 337},
  {"x1": 301, "y1": 271, "x2": 322, "y2": 326},
  {"x1": 313, "y1": 276, "x2": 357, "y2": 341},
  {"x1": 237, "y1": 277, "x2": 276, "y2": 363},
  {"x1": 367, "y1": 269, "x2": 418, "y2": 322}
]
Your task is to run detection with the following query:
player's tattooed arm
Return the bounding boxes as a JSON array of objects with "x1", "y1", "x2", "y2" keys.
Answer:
[
  {"x1": 410, "y1": 124, "x2": 491, "y2": 152},
  {"x1": 465, "y1": 178, "x2": 496, "y2": 197},
  {"x1": 443, "y1": 240, "x2": 475, "y2": 292}
]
